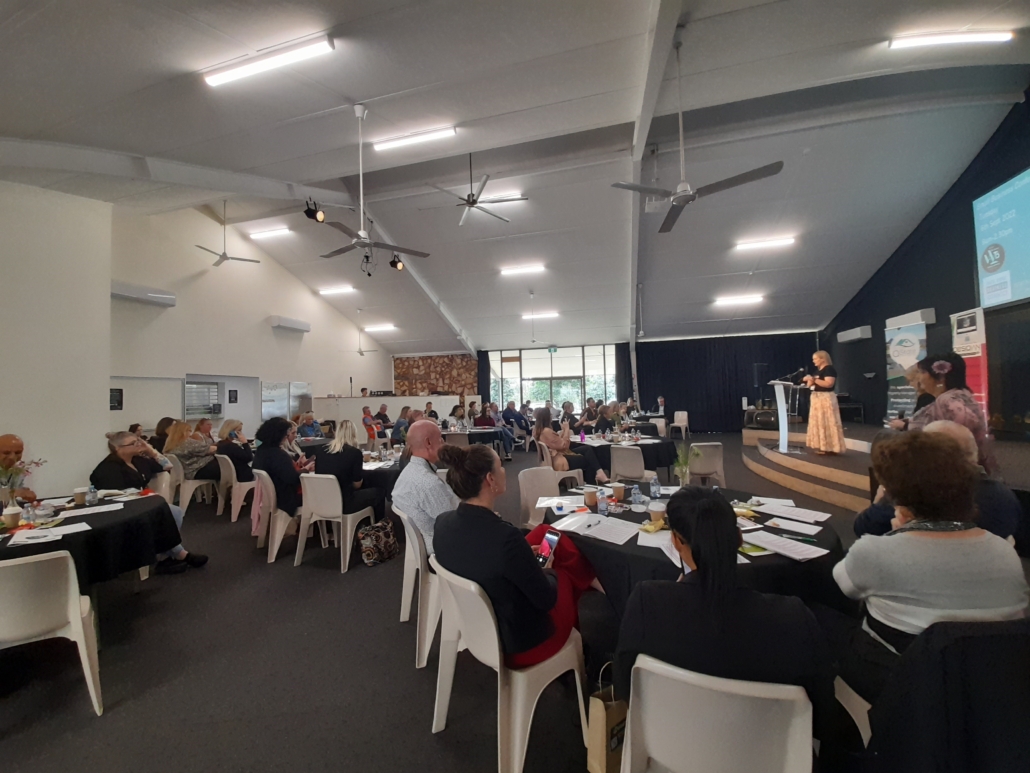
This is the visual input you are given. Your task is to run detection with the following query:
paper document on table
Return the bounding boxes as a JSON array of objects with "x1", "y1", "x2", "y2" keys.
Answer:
[
  {"x1": 744, "y1": 531, "x2": 829, "y2": 561},
  {"x1": 568, "y1": 486, "x2": 613, "y2": 497},
  {"x1": 362, "y1": 461, "x2": 390, "y2": 470},
  {"x1": 47, "y1": 522, "x2": 92, "y2": 535},
  {"x1": 748, "y1": 497, "x2": 795, "y2": 507},
  {"x1": 752, "y1": 503, "x2": 831, "y2": 523},
  {"x1": 39, "y1": 497, "x2": 72, "y2": 507},
  {"x1": 583, "y1": 517, "x2": 640, "y2": 545},
  {"x1": 635, "y1": 439, "x2": 662, "y2": 444},
  {"x1": 766, "y1": 518, "x2": 822, "y2": 535},
  {"x1": 737, "y1": 554, "x2": 751, "y2": 564},
  {"x1": 8, "y1": 529, "x2": 62, "y2": 545},
  {"x1": 736, "y1": 517, "x2": 762, "y2": 531},
  {"x1": 550, "y1": 513, "x2": 604, "y2": 534},
  {"x1": 636, "y1": 530, "x2": 672, "y2": 549},
  {"x1": 580, "y1": 439, "x2": 610, "y2": 446},
  {"x1": 536, "y1": 496, "x2": 585, "y2": 510},
  {"x1": 659, "y1": 486, "x2": 681, "y2": 495},
  {"x1": 61, "y1": 503, "x2": 124, "y2": 518}
]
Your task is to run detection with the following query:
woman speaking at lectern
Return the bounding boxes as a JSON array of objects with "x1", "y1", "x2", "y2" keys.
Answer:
[{"x1": 804, "y1": 350, "x2": 846, "y2": 455}]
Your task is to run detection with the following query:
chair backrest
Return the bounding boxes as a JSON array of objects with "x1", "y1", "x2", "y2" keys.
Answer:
[
  {"x1": 448, "y1": 433, "x2": 469, "y2": 447},
  {"x1": 253, "y1": 468, "x2": 277, "y2": 515},
  {"x1": 429, "y1": 555, "x2": 503, "y2": 671},
  {"x1": 147, "y1": 471, "x2": 172, "y2": 503},
  {"x1": 689, "y1": 442, "x2": 724, "y2": 475},
  {"x1": 652, "y1": 418, "x2": 667, "y2": 437},
  {"x1": 300, "y1": 473, "x2": 343, "y2": 517},
  {"x1": 394, "y1": 506, "x2": 429, "y2": 575},
  {"x1": 518, "y1": 467, "x2": 560, "y2": 527},
  {"x1": 214, "y1": 454, "x2": 238, "y2": 486},
  {"x1": 0, "y1": 551, "x2": 81, "y2": 644},
  {"x1": 167, "y1": 454, "x2": 185, "y2": 488},
  {"x1": 627, "y1": 655, "x2": 811, "y2": 773},
  {"x1": 538, "y1": 441, "x2": 553, "y2": 468},
  {"x1": 674, "y1": 411, "x2": 688, "y2": 425},
  {"x1": 611, "y1": 445, "x2": 646, "y2": 480},
  {"x1": 436, "y1": 468, "x2": 449, "y2": 483}
]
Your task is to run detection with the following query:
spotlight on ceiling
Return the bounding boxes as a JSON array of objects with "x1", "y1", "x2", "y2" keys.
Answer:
[
  {"x1": 303, "y1": 201, "x2": 325, "y2": 222},
  {"x1": 204, "y1": 36, "x2": 335, "y2": 86},
  {"x1": 390, "y1": 255, "x2": 404, "y2": 271},
  {"x1": 889, "y1": 31, "x2": 1013, "y2": 49}
]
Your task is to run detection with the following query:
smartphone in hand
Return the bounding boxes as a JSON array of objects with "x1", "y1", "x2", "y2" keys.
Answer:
[{"x1": 536, "y1": 528, "x2": 561, "y2": 567}]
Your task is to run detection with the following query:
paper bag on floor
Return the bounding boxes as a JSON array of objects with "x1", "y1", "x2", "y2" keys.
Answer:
[{"x1": 587, "y1": 664, "x2": 627, "y2": 773}]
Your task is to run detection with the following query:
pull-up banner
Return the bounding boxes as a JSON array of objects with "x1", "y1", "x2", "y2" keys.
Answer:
[{"x1": 885, "y1": 323, "x2": 927, "y2": 419}]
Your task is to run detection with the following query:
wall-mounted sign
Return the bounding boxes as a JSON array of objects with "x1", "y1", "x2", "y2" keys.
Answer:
[
  {"x1": 110, "y1": 388, "x2": 124, "y2": 411},
  {"x1": 228, "y1": 389, "x2": 238, "y2": 404}
]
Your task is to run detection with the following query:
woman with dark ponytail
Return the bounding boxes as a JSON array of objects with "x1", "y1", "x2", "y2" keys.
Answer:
[
  {"x1": 433, "y1": 443, "x2": 597, "y2": 668},
  {"x1": 613, "y1": 487, "x2": 835, "y2": 741}
]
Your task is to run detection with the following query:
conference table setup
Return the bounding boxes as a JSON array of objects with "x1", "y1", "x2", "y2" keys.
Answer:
[
  {"x1": 298, "y1": 440, "x2": 402, "y2": 498},
  {"x1": 442, "y1": 427, "x2": 506, "y2": 446},
  {"x1": 570, "y1": 435, "x2": 678, "y2": 476}
]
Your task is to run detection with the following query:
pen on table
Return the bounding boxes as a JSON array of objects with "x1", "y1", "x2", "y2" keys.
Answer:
[{"x1": 780, "y1": 534, "x2": 818, "y2": 543}]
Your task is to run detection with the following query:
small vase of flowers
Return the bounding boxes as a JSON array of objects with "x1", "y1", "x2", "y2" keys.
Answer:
[
  {"x1": 673, "y1": 444, "x2": 702, "y2": 487},
  {"x1": 0, "y1": 457, "x2": 46, "y2": 504}
]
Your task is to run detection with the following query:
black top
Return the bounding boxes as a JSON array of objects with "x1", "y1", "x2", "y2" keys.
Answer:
[
  {"x1": 150, "y1": 435, "x2": 167, "y2": 452},
  {"x1": 812, "y1": 365, "x2": 837, "y2": 392},
  {"x1": 253, "y1": 445, "x2": 301, "y2": 516},
  {"x1": 426, "y1": 410, "x2": 439, "y2": 420},
  {"x1": 90, "y1": 454, "x2": 164, "y2": 490},
  {"x1": 434, "y1": 502, "x2": 557, "y2": 655},
  {"x1": 315, "y1": 444, "x2": 364, "y2": 508},
  {"x1": 215, "y1": 439, "x2": 254, "y2": 483},
  {"x1": 614, "y1": 575, "x2": 835, "y2": 740},
  {"x1": 374, "y1": 411, "x2": 392, "y2": 426},
  {"x1": 595, "y1": 416, "x2": 615, "y2": 435},
  {"x1": 560, "y1": 411, "x2": 578, "y2": 428},
  {"x1": 915, "y1": 392, "x2": 936, "y2": 411}
]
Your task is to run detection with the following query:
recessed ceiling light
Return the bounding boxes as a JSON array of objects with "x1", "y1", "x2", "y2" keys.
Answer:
[
  {"x1": 889, "y1": 31, "x2": 1013, "y2": 49},
  {"x1": 249, "y1": 228, "x2": 291, "y2": 239},
  {"x1": 319, "y1": 286, "x2": 354, "y2": 295},
  {"x1": 735, "y1": 237, "x2": 795, "y2": 250},
  {"x1": 715, "y1": 295, "x2": 764, "y2": 306},
  {"x1": 204, "y1": 36, "x2": 335, "y2": 86},
  {"x1": 364, "y1": 324, "x2": 396, "y2": 332},
  {"x1": 501, "y1": 265, "x2": 545, "y2": 276},
  {"x1": 373, "y1": 127, "x2": 456, "y2": 151},
  {"x1": 522, "y1": 312, "x2": 559, "y2": 320}
]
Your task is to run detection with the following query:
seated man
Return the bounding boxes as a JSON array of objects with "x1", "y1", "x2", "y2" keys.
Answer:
[
  {"x1": 297, "y1": 412, "x2": 324, "y2": 438},
  {"x1": 374, "y1": 404, "x2": 393, "y2": 429},
  {"x1": 854, "y1": 420, "x2": 1022, "y2": 540},
  {"x1": 361, "y1": 406, "x2": 384, "y2": 446},
  {"x1": 0, "y1": 434, "x2": 37, "y2": 501},
  {"x1": 425, "y1": 402, "x2": 439, "y2": 421},
  {"x1": 503, "y1": 400, "x2": 531, "y2": 432},
  {"x1": 390, "y1": 421, "x2": 458, "y2": 554}
]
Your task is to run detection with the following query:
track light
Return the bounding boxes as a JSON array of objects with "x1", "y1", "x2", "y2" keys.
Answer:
[
  {"x1": 390, "y1": 255, "x2": 404, "y2": 271},
  {"x1": 303, "y1": 201, "x2": 325, "y2": 222}
]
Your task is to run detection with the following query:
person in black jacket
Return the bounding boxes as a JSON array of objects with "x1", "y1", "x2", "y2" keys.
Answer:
[
  {"x1": 90, "y1": 431, "x2": 208, "y2": 574},
  {"x1": 314, "y1": 420, "x2": 384, "y2": 522},
  {"x1": 253, "y1": 417, "x2": 302, "y2": 517},
  {"x1": 215, "y1": 420, "x2": 254, "y2": 483},
  {"x1": 433, "y1": 443, "x2": 596, "y2": 668},
  {"x1": 149, "y1": 416, "x2": 175, "y2": 452},
  {"x1": 614, "y1": 487, "x2": 835, "y2": 742}
]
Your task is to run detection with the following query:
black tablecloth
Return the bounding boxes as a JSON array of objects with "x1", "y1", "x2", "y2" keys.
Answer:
[
  {"x1": 569, "y1": 438, "x2": 677, "y2": 473},
  {"x1": 2, "y1": 496, "x2": 181, "y2": 589},
  {"x1": 443, "y1": 429, "x2": 503, "y2": 446},
  {"x1": 363, "y1": 462, "x2": 401, "y2": 499},
  {"x1": 544, "y1": 485, "x2": 848, "y2": 618}
]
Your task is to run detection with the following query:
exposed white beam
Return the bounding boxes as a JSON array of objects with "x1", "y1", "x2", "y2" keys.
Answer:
[{"x1": 632, "y1": 0, "x2": 682, "y2": 161}]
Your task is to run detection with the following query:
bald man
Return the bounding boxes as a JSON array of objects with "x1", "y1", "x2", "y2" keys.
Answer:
[
  {"x1": 391, "y1": 420, "x2": 458, "y2": 554},
  {"x1": 0, "y1": 434, "x2": 36, "y2": 501},
  {"x1": 855, "y1": 420, "x2": 1021, "y2": 540}
]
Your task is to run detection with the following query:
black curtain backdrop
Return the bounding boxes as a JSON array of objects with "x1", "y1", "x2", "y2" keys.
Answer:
[
  {"x1": 822, "y1": 91, "x2": 1030, "y2": 424},
  {"x1": 476, "y1": 350, "x2": 491, "y2": 401},
  {"x1": 635, "y1": 333, "x2": 816, "y2": 432},
  {"x1": 614, "y1": 342, "x2": 632, "y2": 402}
]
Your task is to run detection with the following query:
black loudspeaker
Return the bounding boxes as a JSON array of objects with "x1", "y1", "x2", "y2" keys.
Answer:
[{"x1": 753, "y1": 410, "x2": 778, "y2": 429}]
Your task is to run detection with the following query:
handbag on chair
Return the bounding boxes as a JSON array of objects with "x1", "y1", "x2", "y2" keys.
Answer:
[{"x1": 358, "y1": 518, "x2": 400, "y2": 566}]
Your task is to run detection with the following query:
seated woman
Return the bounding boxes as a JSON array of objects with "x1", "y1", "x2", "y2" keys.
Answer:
[
  {"x1": 215, "y1": 419, "x2": 254, "y2": 483},
  {"x1": 149, "y1": 416, "x2": 175, "y2": 452},
  {"x1": 283, "y1": 421, "x2": 315, "y2": 472},
  {"x1": 164, "y1": 421, "x2": 220, "y2": 482},
  {"x1": 390, "y1": 406, "x2": 411, "y2": 446},
  {"x1": 466, "y1": 401, "x2": 479, "y2": 424},
  {"x1": 532, "y1": 407, "x2": 609, "y2": 483},
  {"x1": 559, "y1": 401, "x2": 578, "y2": 428},
  {"x1": 297, "y1": 412, "x2": 324, "y2": 439},
  {"x1": 253, "y1": 417, "x2": 302, "y2": 517},
  {"x1": 474, "y1": 405, "x2": 514, "y2": 461},
  {"x1": 595, "y1": 405, "x2": 616, "y2": 435},
  {"x1": 129, "y1": 423, "x2": 148, "y2": 441},
  {"x1": 193, "y1": 418, "x2": 216, "y2": 445},
  {"x1": 614, "y1": 487, "x2": 833, "y2": 740},
  {"x1": 90, "y1": 431, "x2": 208, "y2": 574},
  {"x1": 448, "y1": 405, "x2": 466, "y2": 430},
  {"x1": 819, "y1": 430, "x2": 1029, "y2": 704},
  {"x1": 315, "y1": 420, "x2": 385, "y2": 522},
  {"x1": 433, "y1": 444, "x2": 597, "y2": 668}
]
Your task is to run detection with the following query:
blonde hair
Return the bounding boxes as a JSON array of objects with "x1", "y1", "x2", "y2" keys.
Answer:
[
  {"x1": 327, "y1": 420, "x2": 359, "y2": 453},
  {"x1": 813, "y1": 350, "x2": 833, "y2": 366},
  {"x1": 218, "y1": 419, "x2": 243, "y2": 440},
  {"x1": 164, "y1": 421, "x2": 196, "y2": 453}
]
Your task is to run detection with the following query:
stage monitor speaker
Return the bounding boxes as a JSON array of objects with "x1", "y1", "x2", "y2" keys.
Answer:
[{"x1": 754, "y1": 410, "x2": 778, "y2": 429}]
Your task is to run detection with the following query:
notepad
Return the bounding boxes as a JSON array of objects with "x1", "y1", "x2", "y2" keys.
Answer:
[
  {"x1": 551, "y1": 513, "x2": 603, "y2": 534},
  {"x1": 8, "y1": 529, "x2": 62, "y2": 545},
  {"x1": 752, "y1": 503, "x2": 831, "y2": 523},
  {"x1": 583, "y1": 517, "x2": 639, "y2": 545},
  {"x1": 766, "y1": 518, "x2": 822, "y2": 536},
  {"x1": 736, "y1": 517, "x2": 762, "y2": 531},
  {"x1": 61, "y1": 503, "x2": 124, "y2": 518},
  {"x1": 744, "y1": 531, "x2": 829, "y2": 561}
]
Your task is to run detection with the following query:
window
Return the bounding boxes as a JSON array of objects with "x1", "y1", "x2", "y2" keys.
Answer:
[
  {"x1": 485, "y1": 344, "x2": 621, "y2": 409},
  {"x1": 185, "y1": 381, "x2": 222, "y2": 420},
  {"x1": 489, "y1": 351, "x2": 502, "y2": 406}
]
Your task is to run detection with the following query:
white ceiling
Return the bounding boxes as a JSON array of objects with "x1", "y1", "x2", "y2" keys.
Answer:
[{"x1": 2, "y1": 0, "x2": 1029, "y2": 352}]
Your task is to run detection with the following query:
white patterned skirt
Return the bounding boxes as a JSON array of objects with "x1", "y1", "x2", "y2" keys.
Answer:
[{"x1": 807, "y1": 391, "x2": 846, "y2": 454}]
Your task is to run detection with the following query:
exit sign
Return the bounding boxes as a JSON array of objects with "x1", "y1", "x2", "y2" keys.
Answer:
[{"x1": 547, "y1": 347, "x2": 557, "y2": 353}]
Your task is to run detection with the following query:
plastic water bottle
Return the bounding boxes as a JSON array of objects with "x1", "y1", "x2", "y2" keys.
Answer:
[
  {"x1": 86, "y1": 484, "x2": 98, "y2": 506},
  {"x1": 650, "y1": 476, "x2": 661, "y2": 501},
  {"x1": 579, "y1": 430, "x2": 585, "y2": 442},
  {"x1": 631, "y1": 485, "x2": 642, "y2": 505},
  {"x1": 597, "y1": 494, "x2": 608, "y2": 516}
]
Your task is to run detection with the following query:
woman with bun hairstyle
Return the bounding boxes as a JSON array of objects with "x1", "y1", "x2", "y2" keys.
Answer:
[{"x1": 432, "y1": 443, "x2": 597, "y2": 668}]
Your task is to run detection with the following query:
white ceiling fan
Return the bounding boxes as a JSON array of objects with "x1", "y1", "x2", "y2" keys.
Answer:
[
  {"x1": 343, "y1": 321, "x2": 379, "y2": 357},
  {"x1": 526, "y1": 292, "x2": 554, "y2": 347},
  {"x1": 195, "y1": 200, "x2": 261, "y2": 266},
  {"x1": 427, "y1": 153, "x2": 528, "y2": 226},
  {"x1": 321, "y1": 105, "x2": 431, "y2": 261},
  {"x1": 612, "y1": 40, "x2": 784, "y2": 233}
]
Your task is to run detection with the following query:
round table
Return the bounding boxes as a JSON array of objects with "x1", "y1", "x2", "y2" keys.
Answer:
[
  {"x1": 544, "y1": 485, "x2": 848, "y2": 618},
  {"x1": 301, "y1": 444, "x2": 402, "y2": 499},
  {"x1": 2, "y1": 496, "x2": 181, "y2": 589},
  {"x1": 443, "y1": 428, "x2": 504, "y2": 446},
  {"x1": 570, "y1": 437, "x2": 678, "y2": 475},
  {"x1": 622, "y1": 422, "x2": 659, "y2": 437}
]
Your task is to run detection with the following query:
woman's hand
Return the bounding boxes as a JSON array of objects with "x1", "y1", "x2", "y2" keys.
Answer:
[
  {"x1": 802, "y1": 375, "x2": 814, "y2": 386},
  {"x1": 236, "y1": 431, "x2": 248, "y2": 445},
  {"x1": 888, "y1": 419, "x2": 906, "y2": 431}
]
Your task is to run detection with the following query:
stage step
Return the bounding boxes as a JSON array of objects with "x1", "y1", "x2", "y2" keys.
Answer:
[
  {"x1": 756, "y1": 442, "x2": 869, "y2": 492},
  {"x1": 741, "y1": 445, "x2": 870, "y2": 512},
  {"x1": 742, "y1": 428, "x2": 872, "y2": 454}
]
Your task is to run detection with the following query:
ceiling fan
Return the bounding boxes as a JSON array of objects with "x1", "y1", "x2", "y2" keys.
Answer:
[
  {"x1": 195, "y1": 201, "x2": 260, "y2": 266},
  {"x1": 526, "y1": 292, "x2": 553, "y2": 347},
  {"x1": 427, "y1": 154, "x2": 528, "y2": 226},
  {"x1": 612, "y1": 41, "x2": 784, "y2": 233},
  {"x1": 321, "y1": 105, "x2": 430, "y2": 261}
]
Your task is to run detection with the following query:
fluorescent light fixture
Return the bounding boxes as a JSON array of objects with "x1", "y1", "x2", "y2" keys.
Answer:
[
  {"x1": 522, "y1": 312, "x2": 559, "y2": 320},
  {"x1": 735, "y1": 237, "x2": 795, "y2": 250},
  {"x1": 319, "y1": 286, "x2": 354, "y2": 295},
  {"x1": 715, "y1": 295, "x2": 764, "y2": 306},
  {"x1": 889, "y1": 31, "x2": 1013, "y2": 49},
  {"x1": 373, "y1": 126, "x2": 456, "y2": 151},
  {"x1": 481, "y1": 192, "x2": 525, "y2": 202},
  {"x1": 204, "y1": 36, "x2": 335, "y2": 86},
  {"x1": 501, "y1": 265, "x2": 545, "y2": 276},
  {"x1": 249, "y1": 228, "x2": 291, "y2": 239},
  {"x1": 147, "y1": 293, "x2": 175, "y2": 299},
  {"x1": 364, "y1": 324, "x2": 396, "y2": 332}
]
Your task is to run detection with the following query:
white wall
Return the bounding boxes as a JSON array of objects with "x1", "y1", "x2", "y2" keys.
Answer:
[
  {"x1": 110, "y1": 207, "x2": 393, "y2": 400},
  {"x1": 0, "y1": 181, "x2": 112, "y2": 497},
  {"x1": 109, "y1": 376, "x2": 183, "y2": 432},
  {"x1": 186, "y1": 373, "x2": 261, "y2": 435}
]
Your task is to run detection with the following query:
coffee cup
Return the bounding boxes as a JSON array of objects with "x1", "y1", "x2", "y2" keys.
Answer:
[
  {"x1": 362, "y1": 451, "x2": 372, "y2": 462},
  {"x1": 2, "y1": 506, "x2": 21, "y2": 528},
  {"x1": 648, "y1": 500, "x2": 667, "y2": 523},
  {"x1": 611, "y1": 482, "x2": 626, "y2": 501},
  {"x1": 583, "y1": 487, "x2": 598, "y2": 507},
  {"x1": 73, "y1": 487, "x2": 89, "y2": 506}
]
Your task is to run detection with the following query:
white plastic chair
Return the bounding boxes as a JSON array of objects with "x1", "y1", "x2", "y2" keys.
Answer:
[
  {"x1": 253, "y1": 469, "x2": 296, "y2": 563},
  {"x1": 147, "y1": 471, "x2": 172, "y2": 504},
  {"x1": 429, "y1": 556, "x2": 588, "y2": 773},
  {"x1": 518, "y1": 467, "x2": 563, "y2": 528},
  {"x1": 167, "y1": 454, "x2": 216, "y2": 516},
  {"x1": 0, "y1": 551, "x2": 102, "y2": 716},
  {"x1": 296, "y1": 474, "x2": 375, "y2": 573},
  {"x1": 650, "y1": 417, "x2": 667, "y2": 438},
  {"x1": 395, "y1": 506, "x2": 442, "y2": 668},
  {"x1": 214, "y1": 454, "x2": 257, "y2": 523},
  {"x1": 670, "y1": 411, "x2": 690, "y2": 440},
  {"x1": 446, "y1": 432, "x2": 470, "y2": 447},
  {"x1": 610, "y1": 445, "x2": 658, "y2": 483},
  {"x1": 621, "y1": 655, "x2": 812, "y2": 773},
  {"x1": 538, "y1": 444, "x2": 584, "y2": 488},
  {"x1": 687, "y1": 442, "x2": 726, "y2": 487}
]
